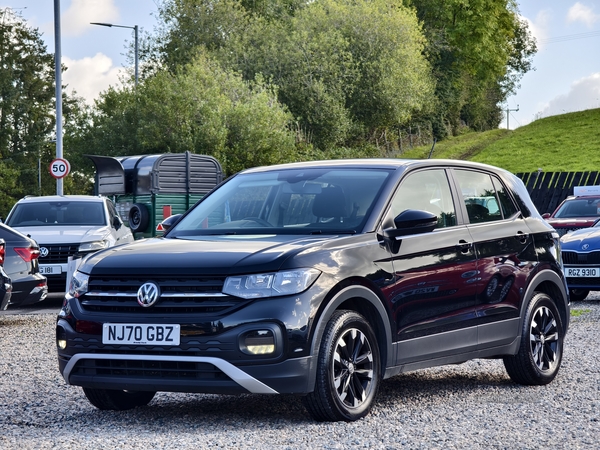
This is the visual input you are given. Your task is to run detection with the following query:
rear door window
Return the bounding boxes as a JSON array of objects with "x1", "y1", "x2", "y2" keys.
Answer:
[{"x1": 454, "y1": 170, "x2": 518, "y2": 223}]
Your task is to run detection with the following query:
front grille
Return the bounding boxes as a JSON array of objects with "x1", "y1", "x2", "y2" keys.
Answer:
[
  {"x1": 72, "y1": 358, "x2": 228, "y2": 381},
  {"x1": 38, "y1": 243, "x2": 79, "y2": 264},
  {"x1": 80, "y1": 275, "x2": 249, "y2": 315},
  {"x1": 69, "y1": 339, "x2": 236, "y2": 354},
  {"x1": 562, "y1": 251, "x2": 600, "y2": 265},
  {"x1": 47, "y1": 274, "x2": 67, "y2": 292},
  {"x1": 566, "y1": 278, "x2": 600, "y2": 286}
]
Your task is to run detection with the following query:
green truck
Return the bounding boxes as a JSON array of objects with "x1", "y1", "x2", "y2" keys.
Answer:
[{"x1": 87, "y1": 152, "x2": 223, "y2": 238}]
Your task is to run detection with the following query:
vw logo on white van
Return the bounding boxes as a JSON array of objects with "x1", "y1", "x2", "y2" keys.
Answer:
[
  {"x1": 40, "y1": 247, "x2": 49, "y2": 257},
  {"x1": 137, "y1": 282, "x2": 160, "y2": 307}
]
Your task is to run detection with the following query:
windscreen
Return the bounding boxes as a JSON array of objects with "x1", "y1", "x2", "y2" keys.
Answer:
[
  {"x1": 6, "y1": 202, "x2": 107, "y2": 227},
  {"x1": 553, "y1": 198, "x2": 600, "y2": 218},
  {"x1": 169, "y1": 168, "x2": 391, "y2": 236}
]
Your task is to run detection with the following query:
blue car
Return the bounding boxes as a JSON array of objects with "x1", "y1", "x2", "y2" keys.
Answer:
[{"x1": 560, "y1": 219, "x2": 600, "y2": 301}]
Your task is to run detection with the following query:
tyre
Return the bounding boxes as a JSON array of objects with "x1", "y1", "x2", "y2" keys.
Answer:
[
  {"x1": 82, "y1": 388, "x2": 156, "y2": 410},
  {"x1": 128, "y1": 203, "x2": 150, "y2": 233},
  {"x1": 303, "y1": 310, "x2": 381, "y2": 422},
  {"x1": 503, "y1": 292, "x2": 564, "y2": 385},
  {"x1": 569, "y1": 289, "x2": 589, "y2": 302}
]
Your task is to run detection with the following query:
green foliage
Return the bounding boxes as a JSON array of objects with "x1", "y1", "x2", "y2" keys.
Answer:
[
  {"x1": 66, "y1": 51, "x2": 298, "y2": 176},
  {"x1": 0, "y1": 9, "x2": 58, "y2": 215},
  {"x1": 222, "y1": 0, "x2": 434, "y2": 149},
  {"x1": 0, "y1": 1, "x2": 541, "y2": 213},
  {"x1": 154, "y1": 0, "x2": 249, "y2": 72},
  {"x1": 402, "y1": 108, "x2": 600, "y2": 175},
  {"x1": 406, "y1": 0, "x2": 536, "y2": 136},
  {"x1": 471, "y1": 108, "x2": 600, "y2": 173}
]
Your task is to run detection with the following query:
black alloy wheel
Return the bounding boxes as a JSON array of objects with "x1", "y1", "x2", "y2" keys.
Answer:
[
  {"x1": 303, "y1": 310, "x2": 380, "y2": 422},
  {"x1": 503, "y1": 292, "x2": 564, "y2": 385}
]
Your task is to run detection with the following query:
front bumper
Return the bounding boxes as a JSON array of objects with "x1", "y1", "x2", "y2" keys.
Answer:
[{"x1": 56, "y1": 288, "x2": 317, "y2": 395}]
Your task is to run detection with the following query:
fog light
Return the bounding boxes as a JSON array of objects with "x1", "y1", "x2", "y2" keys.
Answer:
[
  {"x1": 241, "y1": 330, "x2": 275, "y2": 355},
  {"x1": 56, "y1": 326, "x2": 67, "y2": 350}
]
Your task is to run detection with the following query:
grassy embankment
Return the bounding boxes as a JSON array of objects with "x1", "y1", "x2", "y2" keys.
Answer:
[{"x1": 400, "y1": 108, "x2": 600, "y2": 174}]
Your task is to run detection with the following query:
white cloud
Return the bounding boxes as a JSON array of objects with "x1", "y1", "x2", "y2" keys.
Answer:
[
  {"x1": 63, "y1": 53, "x2": 123, "y2": 104},
  {"x1": 539, "y1": 73, "x2": 600, "y2": 117},
  {"x1": 567, "y1": 2, "x2": 600, "y2": 27},
  {"x1": 524, "y1": 10, "x2": 552, "y2": 51},
  {"x1": 62, "y1": 0, "x2": 119, "y2": 37}
]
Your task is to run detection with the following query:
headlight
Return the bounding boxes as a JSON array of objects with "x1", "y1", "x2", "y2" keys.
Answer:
[
  {"x1": 223, "y1": 268, "x2": 321, "y2": 299},
  {"x1": 68, "y1": 271, "x2": 89, "y2": 298},
  {"x1": 79, "y1": 240, "x2": 109, "y2": 252}
]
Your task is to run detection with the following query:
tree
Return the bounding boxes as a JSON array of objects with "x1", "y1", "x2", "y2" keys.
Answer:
[
  {"x1": 222, "y1": 0, "x2": 434, "y2": 149},
  {"x1": 406, "y1": 0, "x2": 536, "y2": 136},
  {"x1": 0, "y1": 8, "x2": 56, "y2": 214},
  {"x1": 65, "y1": 50, "x2": 298, "y2": 176}
]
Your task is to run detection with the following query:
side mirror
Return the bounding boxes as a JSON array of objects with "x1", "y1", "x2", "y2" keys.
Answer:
[
  {"x1": 385, "y1": 209, "x2": 438, "y2": 238},
  {"x1": 542, "y1": 213, "x2": 551, "y2": 219},
  {"x1": 381, "y1": 209, "x2": 438, "y2": 253},
  {"x1": 160, "y1": 214, "x2": 183, "y2": 233},
  {"x1": 112, "y1": 215, "x2": 123, "y2": 230}
]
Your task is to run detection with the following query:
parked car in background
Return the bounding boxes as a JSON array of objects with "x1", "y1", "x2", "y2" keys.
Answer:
[
  {"x1": 4, "y1": 195, "x2": 134, "y2": 293},
  {"x1": 560, "y1": 220, "x2": 600, "y2": 301},
  {"x1": 0, "y1": 238, "x2": 13, "y2": 310},
  {"x1": 57, "y1": 159, "x2": 569, "y2": 422},
  {"x1": 542, "y1": 187, "x2": 600, "y2": 236},
  {"x1": 0, "y1": 223, "x2": 46, "y2": 307}
]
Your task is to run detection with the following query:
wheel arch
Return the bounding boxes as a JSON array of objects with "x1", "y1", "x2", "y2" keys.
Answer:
[
  {"x1": 521, "y1": 269, "x2": 570, "y2": 333},
  {"x1": 306, "y1": 284, "x2": 392, "y2": 393}
]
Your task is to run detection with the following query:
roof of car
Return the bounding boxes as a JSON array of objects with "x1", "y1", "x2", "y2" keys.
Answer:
[
  {"x1": 15, "y1": 195, "x2": 106, "y2": 204},
  {"x1": 241, "y1": 158, "x2": 511, "y2": 174}
]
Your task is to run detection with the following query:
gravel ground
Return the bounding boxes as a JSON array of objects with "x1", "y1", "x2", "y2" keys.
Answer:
[{"x1": 1, "y1": 296, "x2": 599, "y2": 449}]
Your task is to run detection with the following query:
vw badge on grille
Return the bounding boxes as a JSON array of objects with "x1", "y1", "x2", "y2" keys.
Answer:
[
  {"x1": 137, "y1": 282, "x2": 160, "y2": 307},
  {"x1": 40, "y1": 247, "x2": 49, "y2": 258}
]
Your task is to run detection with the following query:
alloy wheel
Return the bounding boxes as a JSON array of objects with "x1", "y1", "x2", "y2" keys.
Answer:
[
  {"x1": 530, "y1": 305, "x2": 560, "y2": 372},
  {"x1": 332, "y1": 328, "x2": 374, "y2": 408}
]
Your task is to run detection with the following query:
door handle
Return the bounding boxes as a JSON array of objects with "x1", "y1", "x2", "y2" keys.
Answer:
[
  {"x1": 457, "y1": 239, "x2": 473, "y2": 254},
  {"x1": 515, "y1": 231, "x2": 529, "y2": 244}
]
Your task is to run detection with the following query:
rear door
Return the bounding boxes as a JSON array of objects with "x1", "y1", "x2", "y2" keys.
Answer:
[{"x1": 451, "y1": 169, "x2": 537, "y2": 349}]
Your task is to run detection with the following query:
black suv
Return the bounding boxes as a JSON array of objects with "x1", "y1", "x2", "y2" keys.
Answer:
[{"x1": 57, "y1": 159, "x2": 569, "y2": 421}]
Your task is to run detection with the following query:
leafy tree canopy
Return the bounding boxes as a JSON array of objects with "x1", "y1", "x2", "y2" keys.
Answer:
[
  {"x1": 0, "y1": 8, "x2": 56, "y2": 215},
  {"x1": 66, "y1": 50, "x2": 298, "y2": 176}
]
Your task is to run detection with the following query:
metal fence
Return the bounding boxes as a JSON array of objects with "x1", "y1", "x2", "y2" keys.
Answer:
[{"x1": 516, "y1": 171, "x2": 600, "y2": 215}]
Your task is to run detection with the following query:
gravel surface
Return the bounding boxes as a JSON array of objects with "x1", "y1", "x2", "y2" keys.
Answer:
[{"x1": 1, "y1": 296, "x2": 599, "y2": 449}]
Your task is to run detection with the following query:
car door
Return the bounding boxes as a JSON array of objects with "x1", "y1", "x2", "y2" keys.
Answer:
[
  {"x1": 451, "y1": 169, "x2": 537, "y2": 349},
  {"x1": 382, "y1": 168, "x2": 480, "y2": 364}
]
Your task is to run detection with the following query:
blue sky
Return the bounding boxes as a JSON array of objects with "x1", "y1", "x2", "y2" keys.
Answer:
[{"x1": 3, "y1": 0, "x2": 600, "y2": 129}]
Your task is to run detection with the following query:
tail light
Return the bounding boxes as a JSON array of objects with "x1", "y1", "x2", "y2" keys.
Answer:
[
  {"x1": 14, "y1": 246, "x2": 40, "y2": 262},
  {"x1": 0, "y1": 242, "x2": 5, "y2": 265}
]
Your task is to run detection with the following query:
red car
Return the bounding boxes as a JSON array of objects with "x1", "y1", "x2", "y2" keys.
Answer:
[{"x1": 543, "y1": 195, "x2": 600, "y2": 236}]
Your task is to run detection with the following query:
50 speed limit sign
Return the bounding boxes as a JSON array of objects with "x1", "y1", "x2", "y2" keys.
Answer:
[{"x1": 49, "y1": 158, "x2": 71, "y2": 179}]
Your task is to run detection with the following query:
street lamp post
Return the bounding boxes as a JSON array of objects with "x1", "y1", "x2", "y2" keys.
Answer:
[
  {"x1": 54, "y1": 0, "x2": 64, "y2": 195},
  {"x1": 90, "y1": 22, "x2": 138, "y2": 86}
]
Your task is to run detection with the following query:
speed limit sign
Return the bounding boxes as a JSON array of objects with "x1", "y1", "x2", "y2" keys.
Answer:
[{"x1": 49, "y1": 158, "x2": 71, "y2": 179}]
